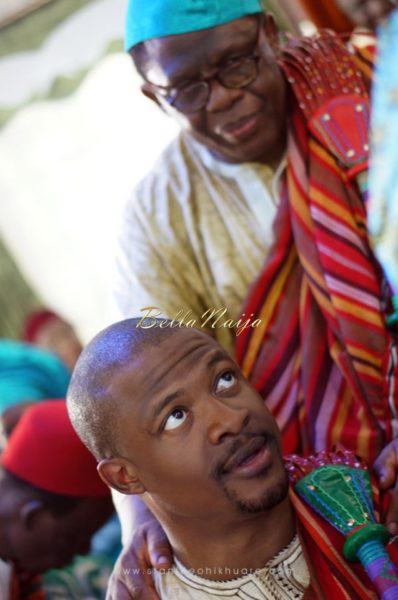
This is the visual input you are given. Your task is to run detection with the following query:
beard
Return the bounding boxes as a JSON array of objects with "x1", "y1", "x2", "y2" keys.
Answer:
[
  {"x1": 211, "y1": 431, "x2": 289, "y2": 514},
  {"x1": 221, "y1": 468, "x2": 289, "y2": 514}
]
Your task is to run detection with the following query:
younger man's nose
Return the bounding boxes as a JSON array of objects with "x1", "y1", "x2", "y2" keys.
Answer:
[{"x1": 206, "y1": 399, "x2": 250, "y2": 444}]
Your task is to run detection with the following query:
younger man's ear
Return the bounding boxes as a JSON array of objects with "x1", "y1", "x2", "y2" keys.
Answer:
[
  {"x1": 20, "y1": 500, "x2": 45, "y2": 530},
  {"x1": 98, "y1": 458, "x2": 146, "y2": 495}
]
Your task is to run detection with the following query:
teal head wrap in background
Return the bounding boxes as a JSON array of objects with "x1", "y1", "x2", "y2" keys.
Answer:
[
  {"x1": 0, "y1": 340, "x2": 70, "y2": 415},
  {"x1": 125, "y1": 0, "x2": 263, "y2": 51}
]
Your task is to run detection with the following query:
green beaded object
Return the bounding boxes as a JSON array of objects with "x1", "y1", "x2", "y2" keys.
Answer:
[{"x1": 295, "y1": 464, "x2": 375, "y2": 540}]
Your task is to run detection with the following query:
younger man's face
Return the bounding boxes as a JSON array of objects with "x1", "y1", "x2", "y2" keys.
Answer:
[{"x1": 110, "y1": 328, "x2": 288, "y2": 520}]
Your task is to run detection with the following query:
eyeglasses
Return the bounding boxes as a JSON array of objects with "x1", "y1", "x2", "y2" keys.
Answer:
[{"x1": 148, "y1": 21, "x2": 262, "y2": 114}]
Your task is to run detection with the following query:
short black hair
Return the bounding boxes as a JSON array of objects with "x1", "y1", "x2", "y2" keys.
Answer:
[{"x1": 67, "y1": 318, "x2": 181, "y2": 460}]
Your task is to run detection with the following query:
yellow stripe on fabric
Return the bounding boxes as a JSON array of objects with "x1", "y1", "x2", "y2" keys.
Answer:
[
  {"x1": 241, "y1": 246, "x2": 297, "y2": 377},
  {"x1": 300, "y1": 254, "x2": 327, "y2": 293},
  {"x1": 311, "y1": 186, "x2": 356, "y2": 229},
  {"x1": 299, "y1": 257, "x2": 338, "y2": 321},
  {"x1": 346, "y1": 344, "x2": 382, "y2": 368},
  {"x1": 352, "y1": 53, "x2": 373, "y2": 81},
  {"x1": 353, "y1": 361, "x2": 382, "y2": 381},
  {"x1": 310, "y1": 139, "x2": 342, "y2": 176},
  {"x1": 356, "y1": 406, "x2": 372, "y2": 460},
  {"x1": 328, "y1": 371, "x2": 351, "y2": 445},
  {"x1": 288, "y1": 170, "x2": 314, "y2": 234},
  {"x1": 333, "y1": 296, "x2": 384, "y2": 328}
]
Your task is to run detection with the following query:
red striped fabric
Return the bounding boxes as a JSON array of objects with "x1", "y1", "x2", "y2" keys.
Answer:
[{"x1": 236, "y1": 32, "x2": 398, "y2": 464}]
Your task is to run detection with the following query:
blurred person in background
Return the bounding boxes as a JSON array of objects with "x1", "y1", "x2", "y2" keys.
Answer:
[
  {"x1": 23, "y1": 309, "x2": 82, "y2": 372},
  {"x1": 0, "y1": 400, "x2": 113, "y2": 600},
  {"x1": 0, "y1": 341, "x2": 123, "y2": 593},
  {"x1": 335, "y1": 0, "x2": 395, "y2": 28},
  {"x1": 0, "y1": 339, "x2": 69, "y2": 438}
]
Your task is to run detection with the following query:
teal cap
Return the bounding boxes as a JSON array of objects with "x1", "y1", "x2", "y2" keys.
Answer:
[{"x1": 125, "y1": 0, "x2": 263, "y2": 51}]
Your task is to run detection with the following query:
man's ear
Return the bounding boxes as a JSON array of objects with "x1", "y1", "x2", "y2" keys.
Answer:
[
  {"x1": 20, "y1": 499, "x2": 45, "y2": 530},
  {"x1": 98, "y1": 458, "x2": 146, "y2": 495},
  {"x1": 261, "y1": 12, "x2": 281, "y2": 54},
  {"x1": 141, "y1": 82, "x2": 161, "y2": 106}
]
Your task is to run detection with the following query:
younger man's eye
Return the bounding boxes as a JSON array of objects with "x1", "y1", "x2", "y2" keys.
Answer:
[
  {"x1": 164, "y1": 408, "x2": 188, "y2": 431},
  {"x1": 215, "y1": 371, "x2": 237, "y2": 393}
]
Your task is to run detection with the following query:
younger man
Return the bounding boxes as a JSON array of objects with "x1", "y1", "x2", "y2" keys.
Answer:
[{"x1": 67, "y1": 319, "x2": 398, "y2": 599}]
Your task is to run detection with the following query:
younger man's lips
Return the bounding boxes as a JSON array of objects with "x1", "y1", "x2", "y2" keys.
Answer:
[{"x1": 222, "y1": 436, "x2": 272, "y2": 477}]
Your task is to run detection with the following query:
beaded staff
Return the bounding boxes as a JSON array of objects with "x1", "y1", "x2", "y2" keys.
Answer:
[{"x1": 288, "y1": 450, "x2": 398, "y2": 599}]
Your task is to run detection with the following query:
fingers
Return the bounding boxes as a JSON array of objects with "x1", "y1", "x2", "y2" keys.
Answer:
[
  {"x1": 106, "y1": 561, "x2": 161, "y2": 600},
  {"x1": 374, "y1": 441, "x2": 398, "y2": 534},
  {"x1": 105, "y1": 546, "x2": 155, "y2": 600},
  {"x1": 105, "y1": 510, "x2": 172, "y2": 599},
  {"x1": 374, "y1": 444, "x2": 398, "y2": 490},
  {"x1": 385, "y1": 484, "x2": 398, "y2": 535},
  {"x1": 335, "y1": 0, "x2": 395, "y2": 27},
  {"x1": 145, "y1": 524, "x2": 173, "y2": 570}
]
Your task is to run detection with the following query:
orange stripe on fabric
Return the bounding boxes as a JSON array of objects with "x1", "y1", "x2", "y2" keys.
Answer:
[
  {"x1": 241, "y1": 246, "x2": 297, "y2": 378},
  {"x1": 310, "y1": 139, "x2": 342, "y2": 177},
  {"x1": 299, "y1": 257, "x2": 340, "y2": 322},
  {"x1": 300, "y1": 254, "x2": 328, "y2": 294},
  {"x1": 346, "y1": 344, "x2": 382, "y2": 368},
  {"x1": 357, "y1": 405, "x2": 373, "y2": 459},
  {"x1": 328, "y1": 374, "x2": 351, "y2": 446},
  {"x1": 288, "y1": 169, "x2": 314, "y2": 234},
  {"x1": 352, "y1": 54, "x2": 373, "y2": 80},
  {"x1": 333, "y1": 296, "x2": 384, "y2": 327},
  {"x1": 353, "y1": 361, "x2": 382, "y2": 381},
  {"x1": 311, "y1": 186, "x2": 358, "y2": 229}
]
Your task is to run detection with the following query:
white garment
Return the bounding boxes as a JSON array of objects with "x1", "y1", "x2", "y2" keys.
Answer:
[
  {"x1": 153, "y1": 535, "x2": 309, "y2": 599},
  {"x1": 0, "y1": 559, "x2": 12, "y2": 600},
  {"x1": 111, "y1": 132, "x2": 283, "y2": 354}
]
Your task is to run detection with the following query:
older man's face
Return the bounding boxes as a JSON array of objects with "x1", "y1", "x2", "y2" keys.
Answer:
[
  {"x1": 110, "y1": 329, "x2": 288, "y2": 522},
  {"x1": 140, "y1": 15, "x2": 287, "y2": 167}
]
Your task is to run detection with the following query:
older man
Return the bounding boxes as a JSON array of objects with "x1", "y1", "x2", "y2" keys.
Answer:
[{"x1": 113, "y1": 1, "x2": 288, "y2": 351}]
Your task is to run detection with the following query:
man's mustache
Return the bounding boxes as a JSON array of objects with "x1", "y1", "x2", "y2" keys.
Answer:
[{"x1": 211, "y1": 430, "x2": 277, "y2": 480}]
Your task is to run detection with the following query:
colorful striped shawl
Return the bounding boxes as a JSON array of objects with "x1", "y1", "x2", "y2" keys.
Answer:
[{"x1": 236, "y1": 31, "x2": 398, "y2": 464}]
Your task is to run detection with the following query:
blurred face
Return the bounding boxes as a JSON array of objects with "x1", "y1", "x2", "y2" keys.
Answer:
[
  {"x1": 111, "y1": 329, "x2": 287, "y2": 520},
  {"x1": 6, "y1": 496, "x2": 111, "y2": 574},
  {"x1": 141, "y1": 15, "x2": 287, "y2": 167},
  {"x1": 34, "y1": 318, "x2": 82, "y2": 371},
  {"x1": 1, "y1": 402, "x2": 36, "y2": 437}
]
